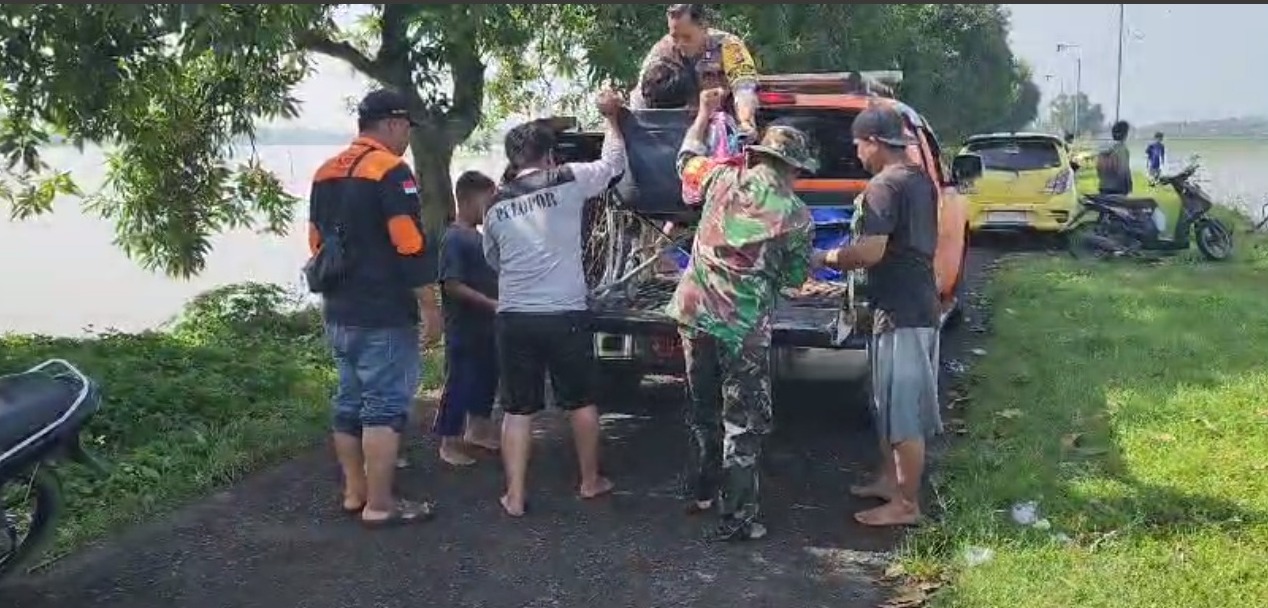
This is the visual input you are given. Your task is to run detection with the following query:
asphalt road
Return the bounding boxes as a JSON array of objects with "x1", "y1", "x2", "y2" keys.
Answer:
[{"x1": 2, "y1": 248, "x2": 999, "y2": 608}]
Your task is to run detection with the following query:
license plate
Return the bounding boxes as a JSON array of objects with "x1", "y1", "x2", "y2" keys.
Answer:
[
  {"x1": 650, "y1": 335, "x2": 681, "y2": 359},
  {"x1": 986, "y1": 211, "x2": 1029, "y2": 224}
]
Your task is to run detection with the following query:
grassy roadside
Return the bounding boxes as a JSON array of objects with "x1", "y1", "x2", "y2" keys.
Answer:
[
  {"x1": 903, "y1": 234, "x2": 1268, "y2": 606},
  {"x1": 0, "y1": 283, "x2": 442, "y2": 556}
]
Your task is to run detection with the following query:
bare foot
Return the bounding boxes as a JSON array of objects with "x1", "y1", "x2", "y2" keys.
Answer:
[
  {"x1": 853, "y1": 500, "x2": 921, "y2": 528},
  {"x1": 500, "y1": 495, "x2": 526, "y2": 518},
  {"x1": 850, "y1": 479, "x2": 898, "y2": 500},
  {"x1": 342, "y1": 495, "x2": 366, "y2": 513},
  {"x1": 439, "y1": 445, "x2": 476, "y2": 467},
  {"x1": 579, "y1": 477, "x2": 615, "y2": 500},
  {"x1": 464, "y1": 434, "x2": 501, "y2": 452}
]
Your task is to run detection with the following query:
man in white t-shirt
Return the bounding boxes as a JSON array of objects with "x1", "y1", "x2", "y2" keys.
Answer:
[{"x1": 482, "y1": 89, "x2": 627, "y2": 517}]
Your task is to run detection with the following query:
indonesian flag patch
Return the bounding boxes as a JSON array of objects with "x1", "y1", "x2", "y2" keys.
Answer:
[{"x1": 402, "y1": 179, "x2": 418, "y2": 195}]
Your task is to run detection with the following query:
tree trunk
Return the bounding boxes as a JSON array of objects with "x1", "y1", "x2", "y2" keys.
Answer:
[{"x1": 409, "y1": 127, "x2": 455, "y2": 238}]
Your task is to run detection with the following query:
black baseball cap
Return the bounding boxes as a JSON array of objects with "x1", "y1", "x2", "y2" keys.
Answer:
[
  {"x1": 851, "y1": 104, "x2": 913, "y2": 147},
  {"x1": 357, "y1": 89, "x2": 419, "y2": 126}
]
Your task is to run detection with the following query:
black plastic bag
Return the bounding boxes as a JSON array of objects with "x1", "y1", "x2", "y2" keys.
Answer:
[
  {"x1": 303, "y1": 230, "x2": 350, "y2": 294},
  {"x1": 615, "y1": 108, "x2": 696, "y2": 217}
]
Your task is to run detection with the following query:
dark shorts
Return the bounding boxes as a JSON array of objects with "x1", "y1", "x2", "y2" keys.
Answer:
[
  {"x1": 433, "y1": 330, "x2": 499, "y2": 437},
  {"x1": 324, "y1": 323, "x2": 421, "y2": 435},
  {"x1": 496, "y1": 311, "x2": 594, "y2": 416}
]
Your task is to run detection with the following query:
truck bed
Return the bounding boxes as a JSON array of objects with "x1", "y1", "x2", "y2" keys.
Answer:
[{"x1": 590, "y1": 277, "x2": 863, "y2": 349}]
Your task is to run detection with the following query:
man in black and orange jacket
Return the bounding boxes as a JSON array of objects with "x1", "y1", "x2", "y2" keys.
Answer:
[{"x1": 307, "y1": 88, "x2": 440, "y2": 528}]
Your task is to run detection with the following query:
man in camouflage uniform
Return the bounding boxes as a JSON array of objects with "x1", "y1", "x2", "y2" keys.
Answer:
[
  {"x1": 666, "y1": 88, "x2": 819, "y2": 541},
  {"x1": 631, "y1": 4, "x2": 760, "y2": 138}
]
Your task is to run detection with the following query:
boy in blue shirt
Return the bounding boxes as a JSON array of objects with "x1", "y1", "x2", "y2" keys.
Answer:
[
  {"x1": 1146, "y1": 131, "x2": 1166, "y2": 180},
  {"x1": 433, "y1": 171, "x2": 501, "y2": 466}
]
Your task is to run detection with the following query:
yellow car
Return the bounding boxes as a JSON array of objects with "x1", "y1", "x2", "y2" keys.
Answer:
[{"x1": 959, "y1": 132, "x2": 1078, "y2": 232}]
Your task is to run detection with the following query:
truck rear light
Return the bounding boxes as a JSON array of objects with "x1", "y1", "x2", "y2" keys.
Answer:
[
  {"x1": 758, "y1": 92, "x2": 796, "y2": 105},
  {"x1": 1044, "y1": 171, "x2": 1072, "y2": 195}
]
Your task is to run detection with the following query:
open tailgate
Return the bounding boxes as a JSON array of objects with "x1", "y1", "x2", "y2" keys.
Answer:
[{"x1": 589, "y1": 278, "x2": 862, "y2": 349}]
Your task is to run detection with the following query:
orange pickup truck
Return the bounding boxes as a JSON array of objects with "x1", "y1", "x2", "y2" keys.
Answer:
[{"x1": 554, "y1": 71, "x2": 983, "y2": 391}]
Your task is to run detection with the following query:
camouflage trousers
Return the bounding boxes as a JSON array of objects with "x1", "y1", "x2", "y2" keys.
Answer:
[{"x1": 679, "y1": 326, "x2": 772, "y2": 524}]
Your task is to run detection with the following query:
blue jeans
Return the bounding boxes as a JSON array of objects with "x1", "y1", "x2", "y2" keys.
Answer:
[{"x1": 325, "y1": 324, "x2": 421, "y2": 435}]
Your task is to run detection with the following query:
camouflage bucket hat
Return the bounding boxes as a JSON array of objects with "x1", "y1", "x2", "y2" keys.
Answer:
[{"x1": 748, "y1": 124, "x2": 819, "y2": 174}]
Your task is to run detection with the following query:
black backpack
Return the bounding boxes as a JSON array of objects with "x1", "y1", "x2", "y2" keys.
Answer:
[{"x1": 304, "y1": 147, "x2": 378, "y2": 294}]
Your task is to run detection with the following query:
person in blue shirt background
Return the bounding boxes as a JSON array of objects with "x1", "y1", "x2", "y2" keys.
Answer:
[
  {"x1": 434, "y1": 171, "x2": 501, "y2": 467},
  {"x1": 1146, "y1": 131, "x2": 1166, "y2": 180}
]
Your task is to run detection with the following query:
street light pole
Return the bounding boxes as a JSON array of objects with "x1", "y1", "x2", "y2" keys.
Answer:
[
  {"x1": 1057, "y1": 43, "x2": 1082, "y2": 136},
  {"x1": 1075, "y1": 56, "x2": 1083, "y2": 136},
  {"x1": 1115, "y1": 4, "x2": 1125, "y2": 122}
]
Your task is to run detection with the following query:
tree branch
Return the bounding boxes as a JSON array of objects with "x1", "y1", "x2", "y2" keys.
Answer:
[
  {"x1": 374, "y1": 5, "x2": 414, "y2": 70},
  {"x1": 296, "y1": 30, "x2": 385, "y2": 82},
  {"x1": 445, "y1": 41, "x2": 485, "y2": 143}
]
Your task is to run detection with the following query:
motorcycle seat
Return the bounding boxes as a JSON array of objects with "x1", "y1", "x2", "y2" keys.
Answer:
[
  {"x1": 0, "y1": 372, "x2": 84, "y2": 456},
  {"x1": 1090, "y1": 194, "x2": 1158, "y2": 210}
]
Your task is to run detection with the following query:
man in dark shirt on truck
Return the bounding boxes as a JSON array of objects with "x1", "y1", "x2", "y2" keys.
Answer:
[
  {"x1": 819, "y1": 104, "x2": 941, "y2": 528},
  {"x1": 307, "y1": 89, "x2": 441, "y2": 528}
]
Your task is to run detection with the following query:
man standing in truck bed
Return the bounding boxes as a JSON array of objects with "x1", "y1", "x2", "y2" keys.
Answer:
[
  {"x1": 631, "y1": 4, "x2": 760, "y2": 138},
  {"x1": 667, "y1": 88, "x2": 818, "y2": 542}
]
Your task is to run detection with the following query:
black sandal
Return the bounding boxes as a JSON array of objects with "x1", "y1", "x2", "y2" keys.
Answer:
[
  {"x1": 360, "y1": 499, "x2": 436, "y2": 529},
  {"x1": 706, "y1": 518, "x2": 768, "y2": 542}
]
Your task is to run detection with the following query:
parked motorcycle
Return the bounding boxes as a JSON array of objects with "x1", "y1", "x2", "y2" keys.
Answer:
[
  {"x1": 1063, "y1": 159, "x2": 1234, "y2": 261},
  {"x1": 0, "y1": 360, "x2": 104, "y2": 582}
]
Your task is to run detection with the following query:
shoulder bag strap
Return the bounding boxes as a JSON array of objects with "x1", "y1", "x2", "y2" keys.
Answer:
[{"x1": 329, "y1": 145, "x2": 381, "y2": 239}]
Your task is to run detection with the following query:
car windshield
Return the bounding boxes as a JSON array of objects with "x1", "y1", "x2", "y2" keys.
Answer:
[
  {"x1": 967, "y1": 138, "x2": 1062, "y2": 172},
  {"x1": 756, "y1": 108, "x2": 872, "y2": 180}
]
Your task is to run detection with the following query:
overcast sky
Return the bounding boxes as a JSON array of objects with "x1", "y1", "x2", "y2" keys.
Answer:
[{"x1": 284, "y1": 4, "x2": 1262, "y2": 129}]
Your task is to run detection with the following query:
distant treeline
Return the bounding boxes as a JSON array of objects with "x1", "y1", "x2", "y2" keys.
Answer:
[
  {"x1": 1137, "y1": 117, "x2": 1268, "y2": 139},
  {"x1": 47, "y1": 127, "x2": 351, "y2": 147},
  {"x1": 240, "y1": 127, "x2": 349, "y2": 145}
]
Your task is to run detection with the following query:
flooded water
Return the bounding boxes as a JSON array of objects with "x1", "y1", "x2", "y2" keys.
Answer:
[
  {"x1": 2, "y1": 139, "x2": 1266, "y2": 336},
  {"x1": 0, "y1": 145, "x2": 506, "y2": 336}
]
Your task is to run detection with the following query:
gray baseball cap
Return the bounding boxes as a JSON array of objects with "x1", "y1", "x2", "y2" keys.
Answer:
[{"x1": 851, "y1": 105, "x2": 913, "y2": 147}]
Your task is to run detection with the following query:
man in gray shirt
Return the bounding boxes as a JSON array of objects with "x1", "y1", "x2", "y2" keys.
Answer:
[
  {"x1": 483, "y1": 89, "x2": 626, "y2": 517},
  {"x1": 1097, "y1": 120, "x2": 1133, "y2": 195}
]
